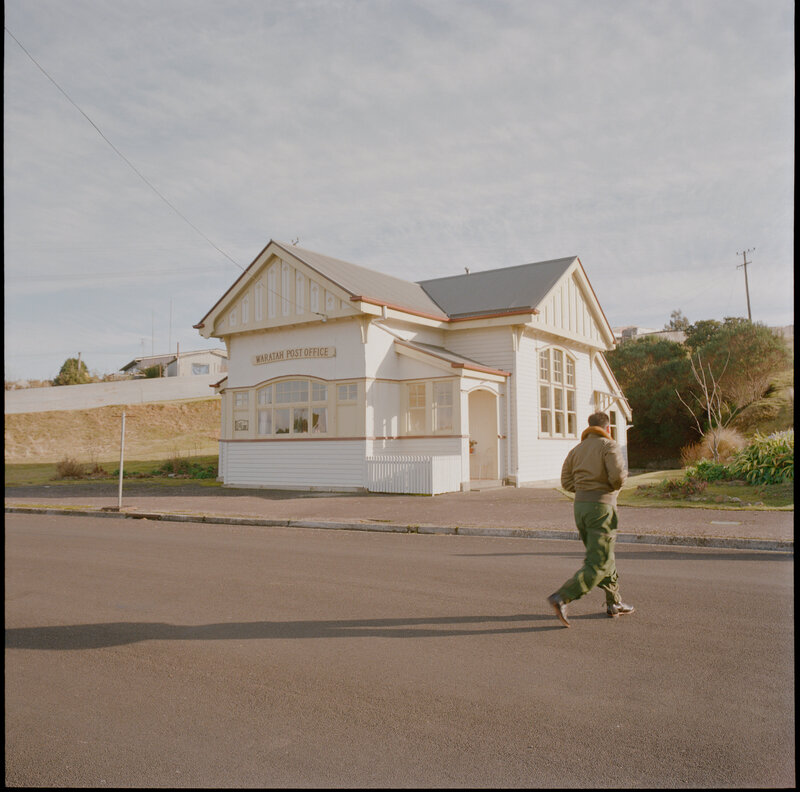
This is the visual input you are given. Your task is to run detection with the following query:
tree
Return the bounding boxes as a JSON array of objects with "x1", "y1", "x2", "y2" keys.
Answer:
[
  {"x1": 696, "y1": 318, "x2": 791, "y2": 409},
  {"x1": 664, "y1": 309, "x2": 690, "y2": 332},
  {"x1": 675, "y1": 351, "x2": 735, "y2": 462},
  {"x1": 53, "y1": 357, "x2": 92, "y2": 386},
  {"x1": 605, "y1": 336, "x2": 696, "y2": 454},
  {"x1": 684, "y1": 319, "x2": 722, "y2": 351}
]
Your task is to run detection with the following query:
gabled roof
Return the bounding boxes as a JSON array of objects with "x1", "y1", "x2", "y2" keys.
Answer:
[
  {"x1": 279, "y1": 242, "x2": 448, "y2": 320},
  {"x1": 195, "y1": 241, "x2": 613, "y2": 348},
  {"x1": 418, "y1": 257, "x2": 576, "y2": 319}
]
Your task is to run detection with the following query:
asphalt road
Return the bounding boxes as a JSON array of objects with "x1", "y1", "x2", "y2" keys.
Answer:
[{"x1": 5, "y1": 513, "x2": 794, "y2": 788}]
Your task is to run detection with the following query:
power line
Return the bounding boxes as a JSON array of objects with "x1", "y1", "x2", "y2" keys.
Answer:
[{"x1": 4, "y1": 25, "x2": 244, "y2": 272}]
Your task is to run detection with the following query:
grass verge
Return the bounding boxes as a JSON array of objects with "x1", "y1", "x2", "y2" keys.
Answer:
[
  {"x1": 5, "y1": 455, "x2": 221, "y2": 487},
  {"x1": 559, "y1": 470, "x2": 793, "y2": 510}
]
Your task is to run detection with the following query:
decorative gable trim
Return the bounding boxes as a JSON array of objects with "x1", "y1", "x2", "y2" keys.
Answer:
[
  {"x1": 533, "y1": 258, "x2": 616, "y2": 349},
  {"x1": 195, "y1": 241, "x2": 360, "y2": 338}
]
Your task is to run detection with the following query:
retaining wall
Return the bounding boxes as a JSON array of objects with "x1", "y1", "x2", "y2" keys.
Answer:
[{"x1": 4, "y1": 375, "x2": 220, "y2": 414}]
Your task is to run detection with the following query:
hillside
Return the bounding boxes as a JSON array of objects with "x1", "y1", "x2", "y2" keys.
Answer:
[{"x1": 4, "y1": 398, "x2": 221, "y2": 464}]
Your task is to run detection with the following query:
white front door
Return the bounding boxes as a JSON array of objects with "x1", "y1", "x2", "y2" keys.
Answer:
[{"x1": 468, "y1": 389, "x2": 498, "y2": 480}]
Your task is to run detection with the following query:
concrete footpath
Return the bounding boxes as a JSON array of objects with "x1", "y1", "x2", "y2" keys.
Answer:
[{"x1": 4, "y1": 481, "x2": 793, "y2": 552}]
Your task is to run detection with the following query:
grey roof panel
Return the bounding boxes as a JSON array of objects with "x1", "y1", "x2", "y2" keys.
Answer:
[
  {"x1": 418, "y1": 257, "x2": 576, "y2": 318},
  {"x1": 275, "y1": 242, "x2": 448, "y2": 319}
]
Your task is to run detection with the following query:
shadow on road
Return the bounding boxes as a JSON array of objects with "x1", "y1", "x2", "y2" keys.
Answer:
[
  {"x1": 455, "y1": 549, "x2": 792, "y2": 562},
  {"x1": 5, "y1": 613, "x2": 584, "y2": 649}
]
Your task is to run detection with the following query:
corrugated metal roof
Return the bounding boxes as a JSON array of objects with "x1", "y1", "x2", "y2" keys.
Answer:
[
  {"x1": 275, "y1": 242, "x2": 448, "y2": 319},
  {"x1": 393, "y1": 337, "x2": 510, "y2": 377},
  {"x1": 417, "y1": 257, "x2": 577, "y2": 318}
]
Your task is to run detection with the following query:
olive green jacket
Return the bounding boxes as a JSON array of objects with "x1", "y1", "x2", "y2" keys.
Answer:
[{"x1": 560, "y1": 426, "x2": 628, "y2": 506}]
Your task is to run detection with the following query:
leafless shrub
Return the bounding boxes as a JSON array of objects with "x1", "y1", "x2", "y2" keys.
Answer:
[{"x1": 55, "y1": 457, "x2": 86, "y2": 479}]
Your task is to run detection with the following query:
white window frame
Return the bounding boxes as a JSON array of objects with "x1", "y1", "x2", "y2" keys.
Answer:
[
  {"x1": 539, "y1": 347, "x2": 577, "y2": 438},
  {"x1": 407, "y1": 382, "x2": 426, "y2": 435},
  {"x1": 432, "y1": 380, "x2": 454, "y2": 433},
  {"x1": 256, "y1": 378, "x2": 329, "y2": 437}
]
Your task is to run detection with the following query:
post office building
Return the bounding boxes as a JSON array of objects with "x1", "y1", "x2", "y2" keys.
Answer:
[{"x1": 195, "y1": 240, "x2": 631, "y2": 493}]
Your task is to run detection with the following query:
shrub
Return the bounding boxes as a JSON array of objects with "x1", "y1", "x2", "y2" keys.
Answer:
[
  {"x1": 729, "y1": 430, "x2": 794, "y2": 485},
  {"x1": 686, "y1": 459, "x2": 733, "y2": 482},
  {"x1": 155, "y1": 455, "x2": 217, "y2": 479},
  {"x1": 635, "y1": 476, "x2": 708, "y2": 498},
  {"x1": 680, "y1": 427, "x2": 747, "y2": 467},
  {"x1": 55, "y1": 456, "x2": 86, "y2": 479}
]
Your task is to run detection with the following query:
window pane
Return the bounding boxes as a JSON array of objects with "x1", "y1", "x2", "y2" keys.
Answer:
[
  {"x1": 567, "y1": 390, "x2": 575, "y2": 411},
  {"x1": 539, "y1": 351, "x2": 550, "y2": 381},
  {"x1": 409, "y1": 383, "x2": 425, "y2": 408},
  {"x1": 258, "y1": 386, "x2": 272, "y2": 405},
  {"x1": 274, "y1": 408, "x2": 290, "y2": 434},
  {"x1": 540, "y1": 385, "x2": 550, "y2": 408},
  {"x1": 276, "y1": 379, "x2": 308, "y2": 403},
  {"x1": 554, "y1": 388, "x2": 563, "y2": 410},
  {"x1": 553, "y1": 350, "x2": 563, "y2": 384},
  {"x1": 566, "y1": 358, "x2": 575, "y2": 386},
  {"x1": 293, "y1": 407, "x2": 309, "y2": 433},
  {"x1": 567, "y1": 413, "x2": 576, "y2": 435},
  {"x1": 540, "y1": 410, "x2": 551, "y2": 433},
  {"x1": 436, "y1": 406, "x2": 453, "y2": 432},
  {"x1": 433, "y1": 381, "x2": 452, "y2": 406},
  {"x1": 192, "y1": 364, "x2": 209, "y2": 375},
  {"x1": 258, "y1": 409, "x2": 272, "y2": 435},
  {"x1": 234, "y1": 392, "x2": 248, "y2": 408},
  {"x1": 338, "y1": 383, "x2": 357, "y2": 401},
  {"x1": 312, "y1": 407, "x2": 327, "y2": 433},
  {"x1": 312, "y1": 382, "x2": 327, "y2": 401},
  {"x1": 554, "y1": 412, "x2": 564, "y2": 434}
]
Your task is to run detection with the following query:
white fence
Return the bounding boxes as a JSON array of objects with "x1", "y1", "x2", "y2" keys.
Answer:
[
  {"x1": 4, "y1": 375, "x2": 220, "y2": 414},
  {"x1": 366, "y1": 455, "x2": 463, "y2": 495}
]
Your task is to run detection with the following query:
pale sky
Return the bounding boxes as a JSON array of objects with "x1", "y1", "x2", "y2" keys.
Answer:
[{"x1": 4, "y1": 0, "x2": 794, "y2": 382}]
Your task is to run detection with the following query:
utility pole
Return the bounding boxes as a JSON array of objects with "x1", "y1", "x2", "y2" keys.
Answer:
[{"x1": 736, "y1": 248, "x2": 754, "y2": 321}]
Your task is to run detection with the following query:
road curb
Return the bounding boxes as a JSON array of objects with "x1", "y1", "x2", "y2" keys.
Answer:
[{"x1": 5, "y1": 505, "x2": 793, "y2": 553}]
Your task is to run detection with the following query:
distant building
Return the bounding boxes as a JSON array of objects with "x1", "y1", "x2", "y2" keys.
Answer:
[
  {"x1": 196, "y1": 240, "x2": 631, "y2": 493},
  {"x1": 120, "y1": 348, "x2": 228, "y2": 378},
  {"x1": 612, "y1": 326, "x2": 687, "y2": 344}
]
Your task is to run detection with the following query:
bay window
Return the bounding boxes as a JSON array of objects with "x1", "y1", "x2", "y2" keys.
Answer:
[{"x1": 256, "y1": 379, "x2": 328, "y2": 436}]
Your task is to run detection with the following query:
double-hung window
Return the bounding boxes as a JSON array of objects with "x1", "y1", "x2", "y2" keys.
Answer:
[
  {"x1": 539, "y1": 348, "x2": 577, "y2": 437},
  {"x1": 407, "y1": 383, "x2": 426, "y2": 434},
  {"x1": 433, "y1": 381, "x2": 453, "y2": 432}
]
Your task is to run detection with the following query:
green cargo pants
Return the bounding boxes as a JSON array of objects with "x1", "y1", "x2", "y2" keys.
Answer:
[{"x1": 557, "y1": 501, "x2": 621, "y2": 606}]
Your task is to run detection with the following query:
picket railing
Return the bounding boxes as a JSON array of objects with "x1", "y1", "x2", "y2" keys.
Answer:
[{"x1": 365, "y1": 455, "x2": 462, "y2": 495}]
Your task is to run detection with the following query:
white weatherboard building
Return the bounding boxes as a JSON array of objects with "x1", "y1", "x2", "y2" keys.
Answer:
[{"x1": 196, "y1": 240, "x2": 631, "y2": 493}]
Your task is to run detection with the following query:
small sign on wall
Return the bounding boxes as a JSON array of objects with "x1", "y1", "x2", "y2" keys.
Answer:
[
  {"x1": 234, "y1": 419, "x2": 249, "y2": 431},
  {"x1": 252, "y1": 346, "x2": 336, "y2": 365}
]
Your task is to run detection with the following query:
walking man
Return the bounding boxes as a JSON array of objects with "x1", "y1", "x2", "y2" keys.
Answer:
[{"x1": 547, "y1": 411, "x2": 635, "y2": 627}]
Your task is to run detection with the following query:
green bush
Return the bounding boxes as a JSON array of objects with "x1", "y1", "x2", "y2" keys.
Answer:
[
  {"x1": 155, "y1": 457, "x2": 217, "y2": 479},
  {"x1": 729, "y1": 430, "x2": 794, "y2": 485},
  {"x1": 686, "y1": 459, "x2": 734, "y2": 482}
]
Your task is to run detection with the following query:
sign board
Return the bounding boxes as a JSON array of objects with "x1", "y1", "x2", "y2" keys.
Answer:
[{"x1": 252, "y1": 346, "x2": 336, "y2": 365}]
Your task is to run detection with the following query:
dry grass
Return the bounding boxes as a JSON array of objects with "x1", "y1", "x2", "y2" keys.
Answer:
[
  {"x1": 4, "y1": 398, "x2": 220, "y2": 464},
  {"x1": 680, "y1": 427, "x2": 748, "y2": 466}
]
